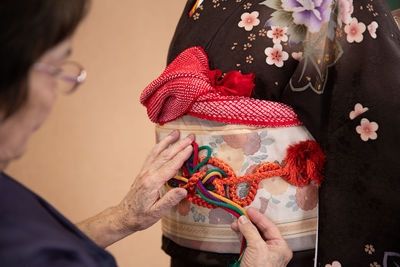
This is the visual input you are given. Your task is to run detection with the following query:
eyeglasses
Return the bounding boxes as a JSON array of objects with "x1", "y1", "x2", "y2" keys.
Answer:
[{"x1": 33, "y1": 61, "x2": 87, "y2": 94}]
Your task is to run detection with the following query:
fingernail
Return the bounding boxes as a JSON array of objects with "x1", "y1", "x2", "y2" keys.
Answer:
[
  {"x1": 169, "y1": 130, "x2": 179, "y2": 137},
  {"x1": 239, "y1": 216, "x2": 249, "y2": 224},
  {"x1": 186, "y1": 134, "x2": 195, "y2": 141}
]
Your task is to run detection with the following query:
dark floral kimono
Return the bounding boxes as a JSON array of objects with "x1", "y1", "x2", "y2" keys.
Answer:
[{"x1": 161, "y1": 0, "x2": 400, "y2": 266}]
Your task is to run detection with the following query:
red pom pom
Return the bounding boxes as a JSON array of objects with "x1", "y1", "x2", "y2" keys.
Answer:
[{"x1": 282, "y1": 140, "x2": 326, "y2": 187}]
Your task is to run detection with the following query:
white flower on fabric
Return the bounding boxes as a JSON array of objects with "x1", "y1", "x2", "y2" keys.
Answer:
[
  {"x1": 325, "y1": 261, "x2": 342, "y2": 267},
  {"x1": 367, "y1": 21, "x2": 378, "y2": 39},
  {"x1": 267, "y1": 26, "x2": 288, "y2": 44},
  {"x1": 264, "y1": 44, "x2": 289, "y2": 67},
  {"x1": 356, "y1": 118, "x2": 379, "y2": 141},
  {"x1": 291, "y1": 51, "x2": 303, "y2": 61},
  {"x1": 238, "y1": 11, "x2": 260, "y2": 31},
  {"x1": 349, "y1": 103, "x2": 369, "y2": 120},
  {"x1": 344, "y1": 17, "x2": 366, "y2": 43},
  {"x1": 339, "y1": 0, "x2": 354, "y2": 24}
]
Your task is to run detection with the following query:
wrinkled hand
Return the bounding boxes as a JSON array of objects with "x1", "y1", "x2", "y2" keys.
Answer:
[
  {"x1": 231, "y1": 208, "x2": 293, "y2": 267},
  {"x1": 117, "y1": 130, "x2": 193, "y2": 233}
]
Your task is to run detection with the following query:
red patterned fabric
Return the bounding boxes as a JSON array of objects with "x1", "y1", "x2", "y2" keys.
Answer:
[
  {"x1": 208, "y1": 69, "x2": 254, "y2": 97},
  {"x1": 140, "y1": 47, "x2": 301, "y2": 127}
]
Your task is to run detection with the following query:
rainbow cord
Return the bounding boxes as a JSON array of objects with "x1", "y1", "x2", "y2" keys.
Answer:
[{"x1": 167, "y1": 142, "x2": 248, "y2": 266}]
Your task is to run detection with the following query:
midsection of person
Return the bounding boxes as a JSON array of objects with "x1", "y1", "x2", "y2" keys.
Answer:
[{"x1": 157, "y1": 115, "x2": 318, "y2": 254}]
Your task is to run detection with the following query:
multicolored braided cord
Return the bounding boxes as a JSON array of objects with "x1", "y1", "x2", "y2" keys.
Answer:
[{"x1": 166, "y1": 140, "x2": 326, "y2": 266}]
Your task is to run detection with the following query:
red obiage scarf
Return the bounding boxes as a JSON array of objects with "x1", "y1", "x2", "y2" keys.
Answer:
[{"x1": 140, "y1": 47, "x2": 301, "y2": 127}]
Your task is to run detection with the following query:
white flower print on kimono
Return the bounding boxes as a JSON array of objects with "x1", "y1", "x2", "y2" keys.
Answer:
[
  {"x1": 264, "y1": 44, "x2": 289, "y2": 67},
  {"x1": 349, "y1": 103, "x2": 369, "y2": 120},
  {"x1": 267, "y1": 26, "x2": 288, "y2": 44},
  {"x1": 344, "y1": 18, "x2": 366, "y2": 43},
  {"x1": 238, "y1": 11, "x2": 260, "y2": 31},
  {"x1": 367, "y1": 21, "x2": 378, "y2": 39},
  {"x1": 325, "y1": 261, "x2": 342, "y2": 267},
  {"x1": 356, "y1": 118, "x2": 379, "y2": 141}
]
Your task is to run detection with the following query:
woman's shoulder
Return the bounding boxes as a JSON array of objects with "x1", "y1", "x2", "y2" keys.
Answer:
[
  {"x1": 0, "y1": 173, "x2": 49, "y2": 220},
  {"x1": 0, "y1": 173, "x2": 117, "y2": 267},
  {"x1": 0, "y1": 172, "x2": 70, "y2": 244},
  {"x1": 0, "y1": 172, "x2": 84, "y2": 243}
]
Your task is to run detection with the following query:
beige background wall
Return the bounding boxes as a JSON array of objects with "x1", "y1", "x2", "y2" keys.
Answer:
[{"x1": 7, "y1": 1, "x2": 187, "y2": 266}]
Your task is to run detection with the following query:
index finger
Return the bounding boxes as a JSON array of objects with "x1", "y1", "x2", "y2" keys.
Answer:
[
  {"x1": 247, "y1": 207, "x2": 284, "y2": 241},
  {"x1": 152, "y1": 145, "x2": 193, "y2": 187},
  {"x1": 151, "y1": 130, "x2": 180, "y2": 158}
]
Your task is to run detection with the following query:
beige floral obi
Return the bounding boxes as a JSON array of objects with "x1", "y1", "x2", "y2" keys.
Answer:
[{"x1": 157, "y1": 115, "x2": 318, "y2": 254}]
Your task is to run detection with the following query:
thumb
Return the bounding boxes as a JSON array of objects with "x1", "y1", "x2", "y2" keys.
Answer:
[
  {"x1": 151, "y1": 188, "x2": 187, "y2": 216},
  {"x1": 238, "y1": 215, "x2": 265, "y2": 245}
]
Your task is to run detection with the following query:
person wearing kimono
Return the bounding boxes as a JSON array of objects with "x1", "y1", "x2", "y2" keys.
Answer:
[{"x1": 158, "y1": 0, "x2": 400, "y2": 266}]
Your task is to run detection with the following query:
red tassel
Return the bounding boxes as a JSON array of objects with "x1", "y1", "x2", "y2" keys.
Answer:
[{"x1": 282, "y1": 141, "x2": 326, "y2": 187}]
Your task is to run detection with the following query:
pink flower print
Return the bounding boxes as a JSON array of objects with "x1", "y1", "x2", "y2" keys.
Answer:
[
  {"x1": 339, "y1": 0, "x2": 354, "y2": 24},
  {"x1": 243, "y1": 132, "x2": 261, "y2": 155},
  {"x1": 325, "y1": 261, "x2": 342, "y2": 267},
  {"x1": 295, "y1": 183, "x2": 318, "y2": 211},
  {"x1": 177, "y1": 198, "x2": 191, "y2": 216},
  {"x1": 344, "y1": 18, "x2": 366, "y2": 43},
  {"x1": 222, "y1": 134, "x2": 248, "y2": 149},
  {"x1": 209, "y1": 208, "x2": 234, "y2": 224},
  {"x1": 356, "y1": 118, "x2": 379, "y2": 141},
  {"x1": 267, "y1": 26, "x2": 288, "y2": 44},
  {"x1": 367, "y1": 21, "x2": 378, "y2": 39},
  {"x1": 238, "y1": 11, "x2": 260, "y2": 31},
  {"x1": 265, "y1": 44, "x2": 289, "y2": 67},
  {"x1": 291, "y1": 51, "x2": 303, "y2": 61},
  {"x1": 258, "y1": 197, "x2": 269, "y2": 214},
  {"x1": 349, "y1": 103, "x2": 369, "y2": 120},
  {"x1": 245, "y1": 164, "x2": 260, "y2": 175}
]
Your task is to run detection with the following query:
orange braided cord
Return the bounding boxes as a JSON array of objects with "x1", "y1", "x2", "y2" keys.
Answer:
[
  {"x1": 180, "y1": 157, "x2": 290, "y2": 208},
  {"x1": 172, "y1": 140, "x2": 325, "y2": 210}
]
